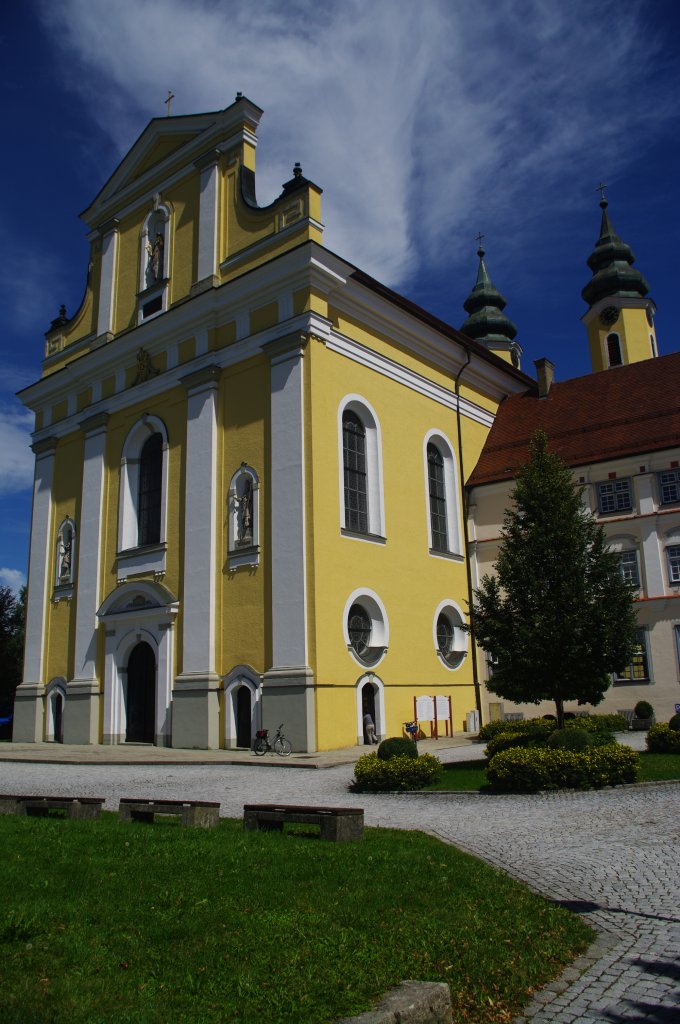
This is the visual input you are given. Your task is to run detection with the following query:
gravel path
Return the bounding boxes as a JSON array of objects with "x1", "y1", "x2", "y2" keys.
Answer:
[{"x1": 0, "y1": 749, "x2": 678, "y2": 1023}]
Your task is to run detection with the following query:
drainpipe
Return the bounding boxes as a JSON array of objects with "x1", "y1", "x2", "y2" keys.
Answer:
[{"x1": 454, "y1": 348, "x2": 484, "y2": 727}]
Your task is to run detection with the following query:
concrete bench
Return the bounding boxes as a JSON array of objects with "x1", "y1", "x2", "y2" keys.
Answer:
[
  {"x1": 243, "y1": 803, "x2": 364, "y2": 842},
  {"x1": 0, "y1": 795, "x2": 104, "y2": 819},
  {"x1": 118, "y1": 798, "x2": 220, "y2": 828}
]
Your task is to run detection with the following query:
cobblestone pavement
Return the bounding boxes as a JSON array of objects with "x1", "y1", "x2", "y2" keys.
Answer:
[{"x1": 0, "y1": 755, "x2": 678, "y2": 1023}]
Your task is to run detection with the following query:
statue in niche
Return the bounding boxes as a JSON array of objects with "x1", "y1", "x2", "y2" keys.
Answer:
[
  {"x1": 235, "y1": 477, "x2": 253, "y2": 547},
  {"x1": 146, "y1": 227, "x2": 164, "y2": 286},
  {"x1": 58, "y1": 525, "x2": 73, "y2": 583}
]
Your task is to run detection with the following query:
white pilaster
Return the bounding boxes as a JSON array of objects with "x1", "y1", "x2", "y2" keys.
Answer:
[
  {"x1": 266, "y1": 335, "x2": 308, "y2": 667},
  {"x1": 194, "y1": 150, "x2": 220, "y2": 289},
  {"x1": 97, "y1": 219, "x2": 119, "y2": 338},
  {"x1": 13, "y1": 437, "x2": 57, "y2": 741}
]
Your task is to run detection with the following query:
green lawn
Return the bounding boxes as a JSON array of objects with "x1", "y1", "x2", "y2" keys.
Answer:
[
  {"x1": 0, "y1": 814, "x2": 592, "y2": 1024},
  {"x1": 425, "y1": 751, "x2": 680, "y2": 791}
]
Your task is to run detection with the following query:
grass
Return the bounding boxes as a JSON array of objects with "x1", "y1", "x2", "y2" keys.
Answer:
[
  {"x1": 0, "y1": 814, "x2": 592, "y2": 1024},
  {"x1": 425, "y1": 751, "x2": 680, "y2": 791}
]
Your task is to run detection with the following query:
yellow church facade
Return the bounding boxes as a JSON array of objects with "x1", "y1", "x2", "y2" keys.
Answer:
[{"x1": 13, "y1": 96, "x2": 531, "y2": 751}]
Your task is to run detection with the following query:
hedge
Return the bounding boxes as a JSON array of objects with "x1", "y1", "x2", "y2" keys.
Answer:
[
  {"x1": 486, "y1": 744, "x2": 640, "y2": 792},
  {"x1": 351, "y1": 753, "x2": 442, "y2": 792},
  {"x1": 646, "y1": 723, "x2": 680, "y2": 754},
  {"x1": 478, "y1": 713, "x2": 628, "y2": 743}
]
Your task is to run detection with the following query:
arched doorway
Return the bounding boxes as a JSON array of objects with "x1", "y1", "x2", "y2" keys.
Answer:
[
  {"x1": 53, "y1": 692, "x2": 64, "y2": 743},
  {"x1": 361, "y1": 682, "x2": 377, "y2": 744},
  {"x1": 235, "y1": 686, "x2": 252, "y2": 748},
  {"x1": 126, "y1": 642, "x2": 156, "y2": 743}
]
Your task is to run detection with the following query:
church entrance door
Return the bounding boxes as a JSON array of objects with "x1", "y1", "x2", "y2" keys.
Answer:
[
  {"x1": 362, "y1": 682, "x2": 377, "y2": 744},
  {"x1": 126, "y1": 642, "x2": 156, "y2": 743},
  {"x1": 236, "y1": 686, "x2": 252, "y2": 748}
]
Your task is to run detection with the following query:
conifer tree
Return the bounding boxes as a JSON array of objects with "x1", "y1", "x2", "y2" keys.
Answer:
[{"x1": 471, "y1": 431, "x2": 637, "y2": 728}]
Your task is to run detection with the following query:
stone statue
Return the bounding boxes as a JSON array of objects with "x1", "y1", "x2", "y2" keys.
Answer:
[
  {"x1": 146, "y1": 230, "x2": 164, "y2": 285},
  {"x1": 59, "y1": 529, "x2": 72, "y2": 582},
  {"x1": 237, "y1": 478, "x2": 253, "y2": 546}
]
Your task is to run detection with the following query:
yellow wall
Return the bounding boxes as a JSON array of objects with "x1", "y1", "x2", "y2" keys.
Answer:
[{"x1": 588, "y1": 306, "x2": 658, "y2": 371}]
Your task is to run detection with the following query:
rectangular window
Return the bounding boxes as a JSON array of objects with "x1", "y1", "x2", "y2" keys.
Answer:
[
  {"x1": 667, "y1": 545, "x2": 680, "y2": 584},
  {"x1": 613, "y1": 628, "x2": 650, "y2": 684},
  {"x1": 659, "y1": 470, "x2": 680, "y2": 505},
  {"x1": 618, "y1": 551, "x2": 640, "y2": 588},
  {"x1": 427, "y1": 444, "x2": 448, "y2": 552},
  {"x1": 597, "y1": 479, "x2": 632, "y2": 514},
  {"x1": 343, "y1": 413, "x2": 368, "y2": 534}
]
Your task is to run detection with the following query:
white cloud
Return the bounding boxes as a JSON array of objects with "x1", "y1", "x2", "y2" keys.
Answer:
[
  {"x1": 0, "y1": 568, "x2": 26, "y2": 595},
  {"x1": 0, "y1": 406, "x2": 34, "y2": 496},
  {"x1": 39, "y1": 0, "x2": 673, "y2": 287}
]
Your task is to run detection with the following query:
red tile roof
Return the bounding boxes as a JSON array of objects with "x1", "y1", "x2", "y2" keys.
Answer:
[{"x1": 468, "y1": 351, "x2": 680, "y2": 487}]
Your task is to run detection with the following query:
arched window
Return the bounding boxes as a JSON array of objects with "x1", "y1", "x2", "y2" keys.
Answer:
[
  {"x1": 54, "y1": 517, "x2": 76, "y2": 591},
  {"x1": 423, "y1": 431, "x2": 462, "y2": 556},
  {"x1": 427, "y1": 443, "x2": 448, "y2": 552},
  {"x1": 343, "y1": 412, "x2": 368, "y2": 534},
  {"x1": 338, "y1": 396, "x2": 385, "y2": 538},
  {"x1": 138, "y1": 434, "x2": 163, "y2": 546},
  {"x1": 607, "y1": 333, "x2": 622, "y2": 367}
]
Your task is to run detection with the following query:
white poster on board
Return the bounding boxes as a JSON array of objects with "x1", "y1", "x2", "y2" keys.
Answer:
[
  {"x1": 416, "y1": 695, "x2": 435, "y2": 720},
  {"x1": 435, "y1": 695, "x2": 450, "y2": 721}
]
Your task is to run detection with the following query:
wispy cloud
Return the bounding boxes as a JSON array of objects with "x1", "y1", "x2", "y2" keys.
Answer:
[
  {"x1": 39, "y1": 0, "x2": 675, "y2": 286},
  {"x1": 0, "y1": 567, "x2": 26, "y2": 595},
  {"x1": 0, "y1": 228, "x2": 69, "y2": 334},
  {"x1": 0, "y1": 406, "x2": 34, "y2": 496}
]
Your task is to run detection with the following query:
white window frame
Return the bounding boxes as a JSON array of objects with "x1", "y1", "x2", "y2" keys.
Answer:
[
  {"x1": 432, "y1": 599, "x2": 468, "y2": 670},
  {"x1": 667, "y1": 545, "x2": 680, "y2": 585},
  {"x1": 117, "y1": 415, "x2": 169, "y2": 576},
  {"x1": 227, "y1": 464, "x2": 259, "y2": 568},
  {"x1": 659, "y1": 469, "x2": 680, "y2": 505},
  {"x1": 617, "y1": 550, "x2": 640, "y2": 589},
  {"x1": 613, "y1": 627, "x2": 651, "y2": 685},
  {"x1": 423, "y1": 430, "x2": 462, "y2": 557},
  {"x1": 337, "y1": 395, "x2": 385, "y2": 539},
  {"x1": 597, "y1": 478, "x2": 632, "y2": 515},
  {"x1": 606, "y1": 332, "x2": 623, "y2": 367},
  {"x1": 343, "y1": 588, "x2": 389, "y2": 668}
]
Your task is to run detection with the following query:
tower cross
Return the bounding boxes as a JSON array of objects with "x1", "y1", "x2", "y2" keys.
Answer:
[
  {"x1": 475, "y1": 231, "x2": 485, "y2": 249},
  {"x1": 595, "y1": 181, "x2": 608, "y2": 203},
  {"x1": 165, "y1": 90, "x2": 175, "y2": 116}
]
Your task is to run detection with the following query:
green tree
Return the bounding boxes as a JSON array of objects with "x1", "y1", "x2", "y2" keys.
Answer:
[
  {"x1": 0, "y1": 585, "x2": 26, "y2": 711},
  {"x1": 471, "y1": 432, "x2": 637, "y2": 728}
]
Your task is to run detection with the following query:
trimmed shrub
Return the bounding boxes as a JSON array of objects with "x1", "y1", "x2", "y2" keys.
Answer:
[
  {"x1": 484, "y1": 732, "x2": 535, "y2": 758},
  {"x1": 634, "y1": 700, "x2": 654, "y2": 720},
  {"x1": 478, "y1": 718, "x2": 555, "y2": 744},
  {"x1": 352, "y1": 752, "x2": 442, "y2": 791},
  {"x1": 547, "y1": 729, "x2": 592, "y2": 752},
  {"x1": 486, "y1": 745, "x2": 640, "y2": 792},
  {"x1": 564, "y1": 713, "x2": 629, "y2": 734},
  {"x1": 646, "y1": 723, "x2": 680, "y2": 754},
  {"x1": 668, "y1": 714, "x2": 680, "y2": 732},
  {"x1": 377, "y1": 737, "x2": 418, "y2": 761}
]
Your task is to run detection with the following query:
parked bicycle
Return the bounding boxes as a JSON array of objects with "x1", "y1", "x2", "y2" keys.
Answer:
[{"x1": 253, "y1": 723, "x2": 293, "y2": 757}]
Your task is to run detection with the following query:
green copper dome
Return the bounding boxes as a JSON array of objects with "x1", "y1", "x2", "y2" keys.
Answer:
[
  {"x1": 582, "y1": 199, "x2": 649, "y2": 307},
  {"x1": 460, "y1": 245, "x2": 518, "y2": 347}
]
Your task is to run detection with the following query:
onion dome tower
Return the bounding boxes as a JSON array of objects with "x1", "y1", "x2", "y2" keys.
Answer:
[
  {"x1": 582, "y1": 187, "x2": 658, "y2": 371},
  {"x1": 460, "y1": 239, "x2": 521, "y2": 368}
]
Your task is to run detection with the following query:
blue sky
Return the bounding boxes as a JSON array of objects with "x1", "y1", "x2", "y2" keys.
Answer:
[{"x1": 1, "y1": 0, "x2": 679, "y2": 592}]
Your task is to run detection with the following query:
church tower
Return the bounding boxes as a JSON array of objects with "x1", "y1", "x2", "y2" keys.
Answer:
[
  {"x1": 582, "y1": 191, "x2": 658, "y2": 371},
  {"x1": 460, "y1": 240, "x2": 521, "y2": 368}
]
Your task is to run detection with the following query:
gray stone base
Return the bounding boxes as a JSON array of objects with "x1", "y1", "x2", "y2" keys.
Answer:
[
  {"x1": 261, "y1": 666, "x2": 316, "y2": 753},
  {"x1": 64, "y1": 679, "x2": 101, "y2": 744},
  {"x1": 336, "y1": 981, "x2": 451, "y2": 1023},
  {"x1": 12, "y1": 683, "x2": 44, "y2": 742},
  {"x1": 172, "y1": 672, "x2": 221, "y2": 749}
]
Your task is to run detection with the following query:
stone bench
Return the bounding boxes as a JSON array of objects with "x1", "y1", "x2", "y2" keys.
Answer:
[
  {"x1": 243, "y1": 803, "x2": 364, "y2": 842},
  {"x1": 118, "y1": 798, "x2": 220, "y2": 828},
  {"x1": 0, "y1": 795, "x2": 104, "y2": 819}
]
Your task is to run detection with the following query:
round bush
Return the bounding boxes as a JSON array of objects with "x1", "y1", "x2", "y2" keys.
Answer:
[
  {"x1": 668, "y1": 713, "x2": 680, "y2": 732},
  {"x1": 547, "y1": 729, "x2": 592, "y2": 752},
  {"x1": 352, "y1": 752, "x2": 442, "y2": 791},
  {"x1": 484, "y1": 732, "x2": 534, "y2": 758},
  {"x1": 646, "y1": 723, "x2": 680, "y2": 753},
  {"x1": 377, "y1": 736, "x2": 418, "y2": 761},
  {"x1": 564, "y1": 713, "x2": 629, "y2": 734},
  {"x1": 634, "y1": 700, "x2": 654, "y2": 720},
  {"x1": 486, "y1": 745, "x2": 640, "y2": 792}
]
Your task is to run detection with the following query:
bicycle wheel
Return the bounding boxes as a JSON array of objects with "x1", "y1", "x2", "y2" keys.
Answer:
[
  {"x1": 254, "y1": 737, "x2": 268, "y2": 756},
  {"x1": 274, "y1": 737, "x2": 293, "y2": 757}
]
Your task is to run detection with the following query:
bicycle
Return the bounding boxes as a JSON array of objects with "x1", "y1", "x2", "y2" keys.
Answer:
[{"x1": 253, "y1": 723, "x2": 293, "y2": 757}]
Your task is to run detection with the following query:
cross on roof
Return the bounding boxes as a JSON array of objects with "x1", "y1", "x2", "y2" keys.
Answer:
[
  {"x1": 165, "y1": 90, "x2": 175, "y2": 116},
  {"x1": 595, "y1": 181, "x2": 608, "y2": 203},
  {"x1": 476, "y1": 231, "x2": 485, "y2": 250}
]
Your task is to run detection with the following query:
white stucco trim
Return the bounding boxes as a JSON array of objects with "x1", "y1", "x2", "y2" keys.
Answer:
[
  {"x1": 196, "y1": 154, "x2": 219, "y2": 282},
  {"x1": 97, "y1": 221, "x2": 119, "y2": 337},
  {"x1": 337, "y1": 394, "x2": 385, "y2": 538},
  {"x1": 343, "y1": 588, "x2": 389, "y2": 668},
  {"x1": 355, "y1": 672, "x2": 386, "y2": 744},
  {"x1": 44, "y1": 677, "x2": 67, "y2": 742},
  {"x1": 433, "y1": 599, "x2": 468, "y2": 671},
  {"x1": 22, "y1": 440, "x2": 56, "y2": 686},
  {"x1": 118, "y1": 414, "x2": 169, "y2": 555},
  {"x1": 423, "y1": 429, "x2": 463, "y2": 557}
]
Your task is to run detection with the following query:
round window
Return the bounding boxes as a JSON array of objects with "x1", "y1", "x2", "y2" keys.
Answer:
[
  {"x1": 348, "y1": 604, "x2": 371, "y2": 658},
  {"x1": 436, "y1": 610, "x2": 466, "y2": 669}
]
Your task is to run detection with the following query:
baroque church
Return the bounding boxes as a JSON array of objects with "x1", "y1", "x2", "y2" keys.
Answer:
[{"x1": 13, "y1": 96, "x2": 679, "y2": 751}]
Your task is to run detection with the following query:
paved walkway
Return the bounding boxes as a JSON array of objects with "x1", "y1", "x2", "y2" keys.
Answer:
[{"x1": 0, "y1": 736, "x2": 677, "y2": 1023}]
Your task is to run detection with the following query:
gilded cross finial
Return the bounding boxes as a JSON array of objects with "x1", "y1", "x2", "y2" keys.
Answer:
[
  {"x1": 595, "y1": 181, "x2": 608, "y2": 205},
  {"x1": 165, "y1": 90, "x2": 175, "y2": 116}
]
